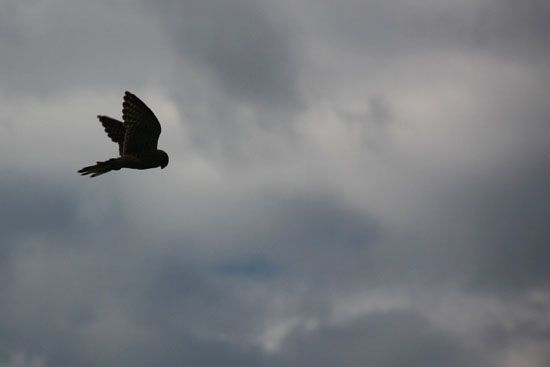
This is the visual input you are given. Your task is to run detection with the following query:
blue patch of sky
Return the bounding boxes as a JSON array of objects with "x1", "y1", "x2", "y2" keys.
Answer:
[{"x1": 214, "y1": 255, "x2": 280, "y2": 280}]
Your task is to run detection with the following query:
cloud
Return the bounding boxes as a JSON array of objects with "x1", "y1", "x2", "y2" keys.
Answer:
[
  {"x1": 0, "y1": 0, "x2": 549, "y2": 366},
  {"x1": 473, "y1": 0, "x2": 550, "y2": 60},
  {"x1": 148, "y1": 0, "x2": 302, "y2": 109},
  {"x1": 461, "y1": 160, "x2": 550, "y2": 290},
  {"x1": 0, "y1": 0, "x2": 172, "y2": 95},
  {"x1": 0, "y1": 172, "x2": 80, "y2": 243},
  {"x1": 275, "y1": 310, "x2": 476, "y2": 367}
]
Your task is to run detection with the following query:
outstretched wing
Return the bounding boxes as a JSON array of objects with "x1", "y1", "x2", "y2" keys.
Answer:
[
  {"x1": 97, "y1": 115, "x2": 125, "y2": 155},
  {"x1": 121, "y1": 91, "x2": 162, "y2": 155}
]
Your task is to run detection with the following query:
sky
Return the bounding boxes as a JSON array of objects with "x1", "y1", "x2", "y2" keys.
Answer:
[{"x1": 0, "y1": 0, "x2": 549, "y2": 366}]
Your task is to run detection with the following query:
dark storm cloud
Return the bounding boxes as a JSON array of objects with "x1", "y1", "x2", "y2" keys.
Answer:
[
  {"x1": 0, "y1": 284, "x2": 264, "y2": 367},
  {"x1": 473, "y1": 0, "x2": 550, "y2": 60},
  {"x1": 124, "y1": 251, "x2": 271, "y2": 340},
  {"x1": 149, "y1": 0, "x2": 301, "y2": 108},
  {"x1": 0, "y1": 169, "x2": 130, "y2": 248},
  {"x1": 267, "y1": 193, "x2": 378, "y2": 250},
  {"x1": 275, "y1": 310, "x2": 476, "y2": 367},
  {"x1": 0, "y1": 172, "x2": 79, "y2": 241},
  {"x1": 0, "y1": 171, "x2": 84, "y2": 288},
  {"x1": 484, "y1": 307, "x2": 550, "y2": 351},
  {"x1": 332, "y1": 157, "x2": 550, "y2": 292},
  {"x1": 1, "y1": 0, "x2": 550, "y2": 366},
  {"x1": 462, "y1": 159, "x2": 550, "y2": 290},
  {"x1": 0, "y1": 209, "x2": 265, "y2": 367},
  {"x1": 182, "y1": 190, "x2": 379, "y2": 280}
]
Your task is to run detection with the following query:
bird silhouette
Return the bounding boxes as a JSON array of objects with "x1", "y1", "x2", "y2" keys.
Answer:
[{"x1": 79, "y1": 91, "x2": 169, "y2": 177}]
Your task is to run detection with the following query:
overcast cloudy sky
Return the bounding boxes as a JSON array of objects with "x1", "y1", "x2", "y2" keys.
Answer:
[{"x1": 1, "y1": 0, "x2": 549, "y2": 366}]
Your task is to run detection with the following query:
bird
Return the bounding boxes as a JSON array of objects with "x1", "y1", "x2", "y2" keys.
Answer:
[{"x1": 78, "y1": 91, "x2": 169, "y2": 177}]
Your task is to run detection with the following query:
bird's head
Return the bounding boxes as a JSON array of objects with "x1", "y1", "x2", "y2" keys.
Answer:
[{"x1": 157, "y1": 150, "x2": 169, "y2": 169}]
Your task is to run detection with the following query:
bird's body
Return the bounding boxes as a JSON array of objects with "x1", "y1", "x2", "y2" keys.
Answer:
[{"x1": 79, "y1": 91, "x2": 168, "y2": 177}]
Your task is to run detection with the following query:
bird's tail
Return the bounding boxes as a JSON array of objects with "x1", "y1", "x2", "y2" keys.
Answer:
[{"x1": 78, "y1": 158, "x2": 121, "y2": 177}]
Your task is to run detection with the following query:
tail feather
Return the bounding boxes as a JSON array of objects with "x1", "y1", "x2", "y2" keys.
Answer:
[{"x1": 78, "y1": 158, "x2": 121, "y2": 177}]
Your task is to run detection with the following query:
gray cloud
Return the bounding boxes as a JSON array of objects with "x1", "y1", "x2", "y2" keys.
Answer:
[
  {"x1": 275, "y1": 310, "x2": 477, "y2": 367},
  {"x1": 0, "y1": 197, "x2": 263, "y2": 366},
  {"x1": 463, "y1": 160, "x2": 550, "y2": 290},
  {"x1": 0, "y1": 0, "x2": 172, "y2": 95},
  {"x1": 1, "y1": 0, "x2": 549, "y2": 366},
  {"x1": 1, "y1": 172, "x2": 82, "y2": 241},
  {"x1": 473, "y1": 0, "x2": 550, "y2": 60},
  {"x1": 149, "y1": 0, "x2": 302, "y2": 109}
]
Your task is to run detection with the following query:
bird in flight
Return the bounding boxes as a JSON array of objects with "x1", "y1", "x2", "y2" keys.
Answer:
[{"x1": 79, "y1": 91, "x2": 169, "y2": 177}]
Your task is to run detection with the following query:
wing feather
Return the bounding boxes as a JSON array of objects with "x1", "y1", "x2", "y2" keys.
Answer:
[
  {"x1": 121, "y1": 91, "x2": 162, "y2": 155},
  {"x1": 97, "y1": 115, "x2": 125, "y2": 155}
]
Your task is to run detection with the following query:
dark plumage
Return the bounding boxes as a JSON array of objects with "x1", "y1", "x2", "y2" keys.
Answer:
[{"x1": 79, "y1": 91, "x2": 169, "y2": 177}]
